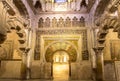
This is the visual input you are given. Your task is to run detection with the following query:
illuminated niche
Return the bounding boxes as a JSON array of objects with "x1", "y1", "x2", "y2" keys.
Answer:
[{"x1": 53, "y1": 51, "x2": 69, "y2": 63}]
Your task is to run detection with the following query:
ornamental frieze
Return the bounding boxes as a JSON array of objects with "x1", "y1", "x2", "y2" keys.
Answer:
[
  {"x1": 34, "y1": 29, "x2": 88, "y2": 60},
  {"x1": 37, "y1": 29, "x2": 87, "y2": 35}
]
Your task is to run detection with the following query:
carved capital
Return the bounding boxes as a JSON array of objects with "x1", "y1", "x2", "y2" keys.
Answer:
[
  {"x1": 98, "y1": 30, "x2": 108, "y2": 38},
  {"x1": 93, "y1": 47, "x2": 104, "y2": 54}
]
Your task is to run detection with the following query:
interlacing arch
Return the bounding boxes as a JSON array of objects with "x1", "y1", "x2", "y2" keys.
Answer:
[
  {"x1": 103, "y1": 17, "x2": 120, "y2": 30},
  {"x1": 97, "y1": 16, "x2": 120, "y2": 45}
]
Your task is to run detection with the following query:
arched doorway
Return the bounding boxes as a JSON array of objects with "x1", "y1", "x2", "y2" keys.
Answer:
[
  {"x1": 53, "y1": 51, "x2": 69, "y2": 80},
  {"x1": 45, "y1": 41, "x2": 77, "y2": 80}
]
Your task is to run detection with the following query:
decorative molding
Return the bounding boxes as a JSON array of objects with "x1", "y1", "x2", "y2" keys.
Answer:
[
  {"x1": 38, "y1": 28, "x2": 87, "y2": 35},
  {"x1": 34, "y1": 29, "x2": 88, "y2": 60},
  {"x1": 38, "y1": 16, "x2": 86, "y2": 28}
]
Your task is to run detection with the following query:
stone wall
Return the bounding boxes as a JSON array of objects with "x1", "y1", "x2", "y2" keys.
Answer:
[
  {"x1": 71, "y1": 61, "x2": 92, "y2": 80},
  {"x1": 6, "y1": 30, "x2": 22, "y2": 60},
  {"x1": 104, "y1": 61, "x2": 116, "y2": 81},
  {"x1": 31, "y1": 61, "x2": 92, "y2": 80},
  {"x1": 31, "y1": 61, "x2": 41, "y2": 79},
  {"x1": 115, "y1": 61, "x2": 120, "y2": 81},
  {"x1": 104, "y1": 29, "x2": 119, "y2": 60},
  {"x1": 31, "y1": 61, "x2": 52, "y2": 79},
  {"x1": 0, "y1": 61, "x2": 21, "y2": 79}
]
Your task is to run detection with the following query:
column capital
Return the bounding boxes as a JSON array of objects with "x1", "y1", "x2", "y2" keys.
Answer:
[
  {"x1": 93, "y1": 46, "x2": 104, "y2": 81},
  {"x1": 93, "y1": 46, "x2": 104, "y2": 53}
]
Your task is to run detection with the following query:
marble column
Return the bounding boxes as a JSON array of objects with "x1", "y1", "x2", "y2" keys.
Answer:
[
  {"x1": 26, "y1": 48, "x2": 31, "y2": 79},
  {"x1": 21, "y1": 48, "x2": 30, "y2": 79},
  {"x1": 93, "y1": 47, "x2": 104, "y2": 81},
  {"x1": 25, "y1": 29, "x2": 32, "y2": 79},
  {"x1": 21, "y1": 52, "x2": 27, "y2": 79},
  {"x1": 20, "y1": 28, "x2": 31, "y2": 79}
]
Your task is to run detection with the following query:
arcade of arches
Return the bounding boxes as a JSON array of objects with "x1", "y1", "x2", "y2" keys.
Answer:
[{"x1": 0, "y1": 0, "x2": 120, "y2": 81}]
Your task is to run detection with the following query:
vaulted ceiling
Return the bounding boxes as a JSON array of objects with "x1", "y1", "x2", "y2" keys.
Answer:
[
  {"x1": 12, "y1": 0, "x2": 117, "y2": 17},
  {"x1": 1, "y1": 0, "x2": 119, "y2": 21},
  {"x1": 0, "y1": 0, "x2": 119, "y2": 35},
  {"x1": 8, "y1": 0, "x2": 119, "y2": 19}
]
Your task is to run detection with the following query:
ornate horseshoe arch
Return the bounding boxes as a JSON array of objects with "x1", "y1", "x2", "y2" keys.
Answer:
[{"x1": 44, "y1": 41, "x2": 78, "y2": 62}]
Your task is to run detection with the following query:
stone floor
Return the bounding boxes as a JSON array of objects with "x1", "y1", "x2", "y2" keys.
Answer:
[
  {"x1": 53, "y1": 63, "x2": 69, "y2": 80},
  {"x1": 0, "y1": 79, "x2": 93, "y2": 81}
]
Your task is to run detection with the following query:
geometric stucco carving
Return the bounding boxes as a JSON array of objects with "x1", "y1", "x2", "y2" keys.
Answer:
[
  {"x1": 38, "y1": 16, "x2": 86, "y2": 28},
  {"x1": 34, "y1": 29, "x2": 88, "y2": 60},
  {"x1": 45, "y1": 41, "x2": 77, "y2": 62}
]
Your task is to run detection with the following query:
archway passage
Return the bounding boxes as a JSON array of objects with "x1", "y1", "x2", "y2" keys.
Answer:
[
  {"x1": 53, "y1": 51, "x2": 69, "y2": 80},
  {"x1": 45, "y1": 41, "x2": 77, "y2": 62},
  {"x1": 45, "y1": 41, "x2": 77, "y2": 80}
]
